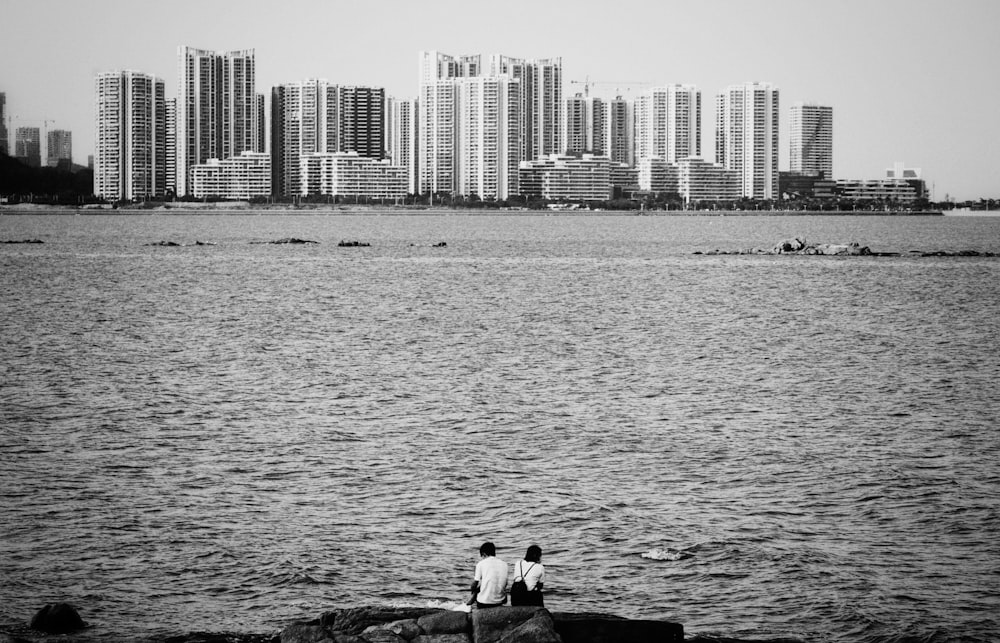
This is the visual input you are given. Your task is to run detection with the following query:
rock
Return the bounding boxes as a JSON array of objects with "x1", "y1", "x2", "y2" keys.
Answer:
[
  {"x1": 497, "y1": 611, "x2": 561, "y2": 643},
  {"x1": 28, "y1": 602, "x2": 86, "y2": 633},
  {"x1": 147, "y1": 240, "x2": 182, "y2": 246},
  {"x1": 416, "y1": 610, "x2": 469, "y2": 635},
  {"x1": 771, "y1": 237, "x2": 807, "y2": 253},
  {"x1": 471, "y1": 607, "x2": 553, "y2": 643},
  {"x1": 281, "y1": 622, "x2": 335, "y2": 643},
  {"x1": 320, "y1": 608, "x2": 439, "y2": 637},
  {"x1": 359, "y1": 627, "x2": 406, "y2": 642},
  {"x1": 552, "y1": 613, "x2": 683, "y2": 643},
  {"x1": 1, "y1": 239, "x2": 43, "y2": 244},
  {"x1": 412, "y1": 635, "x2": 470, "y2": 643},
  {"x1": 383, "y1": 619, "x2": 422, "y2": 640},
  {"x1": 338, "y1": 240, "x2": 371, "y2": 247}
]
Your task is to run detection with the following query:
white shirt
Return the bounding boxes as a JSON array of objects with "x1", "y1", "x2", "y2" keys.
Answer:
[
  {"x1": 474, "y1": 556, "x2": 508, "y2": 605},
  {"x1": 514, "y1": 559, "x2": 545, "y2": 591}
]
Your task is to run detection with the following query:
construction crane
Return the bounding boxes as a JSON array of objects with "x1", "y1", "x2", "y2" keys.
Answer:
[{"x1": 569, "y1": 77, "x2": 653, "y2": 98}]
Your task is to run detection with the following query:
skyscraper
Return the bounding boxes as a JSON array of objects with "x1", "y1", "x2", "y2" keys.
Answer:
[
  {"x1": 417, "y1": 50, "x2": 562, "y2": 197},
  {"x1": 635, "y1": 85, "x2": 701, "y2": 162},
  {"x1": 716, "y1": 82, "x2": 779, "y2": 199},
  {"x1": 457, "y1": 75, "x2": 522, "y2": 200},
  {"x1": 565, "y1": 94, "x2": 607, "y2": 156},
  {"x1": 176, "y1": 46, "x2": 262, "y2": 196},
  {"x1": 488, "y1": 54, "x2": 563, "y2": 161},
  {"x1": 94, "y1": 70, "x2": 167, "y2": 200},
  {"x1": 606, "y1": 96, "x2": 634, "y2": 167},
  {"x1": 790, "y1": 102, "x2": 832, "y2": 178},
  {"x1": 0, "y1": 92, "x2": 8, "y2": 155},
  {"x1": 46, "y1": 129, "x2": 72, "y2": 168},
  {"x1": 271, "y1": 80, "x2": 387, "y2": 196},
  {"x1": 14, "y1": 127, "x2": 41, "y2": 167},
  {"x1": 387, "y1": 97, "x2": 419, "y2": 195}
]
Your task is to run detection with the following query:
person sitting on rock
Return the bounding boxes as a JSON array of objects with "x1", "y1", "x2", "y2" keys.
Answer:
[
  {"x1": 469, "y1": 541, "x2": 508, "y2": 609},
  {"x1": 510, "y1": 544, "x2": 546, "y2": 607}
]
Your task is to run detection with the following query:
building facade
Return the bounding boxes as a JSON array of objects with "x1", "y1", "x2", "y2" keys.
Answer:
[
  {"x1": 457, "y1": 75, "x2": 522, "y2": 200},
  {"x1": 675, "y1": 158, "x2": 741, "y2": 203},
  {"x1": 488, "y1": 54, "x2": 563, "y2": 162},
  {"x1": 606, "y1": 96, "x2": 634, "y2": 167},
  {"x1": 716, "y1": 82, "x2": 779, "y2": 199},
  {"x1": 0, "y1": 92, "x2": 8, "y2": 155},
  {"x1": 14, "y1": 127, "x2": 41, "y2": 167},
  {"x1": 94, "y1": 71, "x2": 167, "y2": 200},
  {"x1": 790, "y1": 102, "x2": 832, "y2": 178},
  {"x1": 300, "y1": 152, "x2": 406, "y2": 199},
  {"x1": 46, "y1": 129, "x2": 72, "y2": 168},
  {"x1": 519, "y1": 153, "x2": 612, "y2": 201},
  {"x1": 387, "y1": 97, "x2": 419, "y2": 195},
  {"x1": 176, "y1": 46, "x2": 263, "y2": 197},
  {"x1": 565, "y1": 94, "x2": 607, "y2": 156},
  {"x1": 189, "y1": 151, "x2": 270, "y2": 199},
  {"x1": 271, "y1": 80, "x2": 387, "y2": 197},
  {"x1": 636, "y1": 85, "x2": 701, "y2": 163}
]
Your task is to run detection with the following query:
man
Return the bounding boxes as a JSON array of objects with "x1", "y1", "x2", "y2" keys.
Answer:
[{"x1": 470, "y1": 541, "x2": 508, "y2": 608}]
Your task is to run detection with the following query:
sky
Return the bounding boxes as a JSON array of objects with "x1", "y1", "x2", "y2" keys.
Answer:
[{"x1": 1, "y1": 0, "x2": 998, "y2": 201}]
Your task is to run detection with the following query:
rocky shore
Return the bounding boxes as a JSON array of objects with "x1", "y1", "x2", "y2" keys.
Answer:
[{"x1": 3, "y1": 604, "x2": 695, "y2": 643}]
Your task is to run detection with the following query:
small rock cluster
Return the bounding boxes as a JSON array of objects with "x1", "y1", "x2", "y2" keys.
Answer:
[{"x1": 695, "y1": 237, "x2": 998, "y2": 257}]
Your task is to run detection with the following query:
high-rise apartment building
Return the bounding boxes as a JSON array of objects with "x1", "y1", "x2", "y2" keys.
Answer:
[
  {"x1": 565, "y1": 94, "x2": 607, "y2": 156},
  {"x1": 417, "y1": 50, "x2": 562, "y2": 197},
  {"x1": 47, "y1": 129, "x2": 72, "y2": 168},
  {"x1": 339, "y1": 86, "x2": 385, "y2": 160},
  {"x1": 176, "y1": 46, "x2": 263, "y2": 196},
  {"x1": 790, "y1": 102, "x2": 832, "y2": 178},
  {"x1": 271, "y1": 80, "x2": 387, "y2": 196},
  {"x1": 457, "y1": 75, "x2": 522, "y2": 200},
  {"x1": 94, "y1": 70, "x2": 167, "y2": 200},
  {"x1": 635, "y1": 85, "x2": 701, "y2": 162},
  {"x1": 716, "y1": 82, "x2": 779, "y2": 199},
  {"x1": 606, "y1": 96, "x2": 634, "y2": 167},
  {"x1": 488, "y1": 54, "x2": 563, "y2": 161},
  {"x1": 15, "y1": 127, "x2": 42, "y2": 167},
  {"x1": 165, "y1": 98, "x2": 176, "y2": 194},
  {"x1": 387, "y1": 97, "x2": 419, "y2": 195},
  {"x1": 0, "y1": 92, "x2": 8, "y2": 155}
]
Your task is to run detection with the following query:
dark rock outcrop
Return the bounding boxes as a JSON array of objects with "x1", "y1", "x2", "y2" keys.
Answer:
[
  {"x1": 280, "y1": 606, "x2": 683, "y2": 643},
  {"x1": 29, "y1": 603, "x2": 86, "y2": 633},
  {"x1": 338, "y1": 241, "x2": 371, "y2": 247},
  {"x1": 696, "y1": 237, "x2": 996, "y2": 257},
  {"x1": 251, "y1": 238, "x2": 319, "y2": 245},
  {"x1": 1, "y1": 239, "x2": 44, "y2": 244}
]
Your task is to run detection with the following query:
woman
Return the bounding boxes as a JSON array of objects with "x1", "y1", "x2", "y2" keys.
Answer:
[{"x1": 510, "y1": 544, "x2": 545, "y2": 607}]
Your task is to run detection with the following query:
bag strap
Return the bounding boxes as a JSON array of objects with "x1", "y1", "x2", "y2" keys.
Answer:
[{"x1": 519, "y1": 562, "x2": 535, "y2": 580}]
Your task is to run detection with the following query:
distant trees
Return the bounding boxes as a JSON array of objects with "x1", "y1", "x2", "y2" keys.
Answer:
[{"x1": 0, "y1": 153, "x2": 96, "y2": 204}]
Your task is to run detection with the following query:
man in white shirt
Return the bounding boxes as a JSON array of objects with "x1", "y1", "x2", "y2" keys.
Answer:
[{"x1": 470, "y1": 541, "x2": 508, "y2": 608}]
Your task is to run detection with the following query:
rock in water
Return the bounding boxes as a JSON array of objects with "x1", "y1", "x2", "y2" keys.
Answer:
[{"x1": 29, "y1": 602, "x2": 86, "y2": 633}]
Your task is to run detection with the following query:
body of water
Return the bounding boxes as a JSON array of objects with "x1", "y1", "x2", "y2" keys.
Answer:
[{"x1": 1, "y1": 213, "x2": 998, "y2": 642}]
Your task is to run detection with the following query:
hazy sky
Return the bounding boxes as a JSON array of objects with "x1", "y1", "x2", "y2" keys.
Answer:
[{"x1": 2, "y1": 0, "x2": 997, "y2": 200}]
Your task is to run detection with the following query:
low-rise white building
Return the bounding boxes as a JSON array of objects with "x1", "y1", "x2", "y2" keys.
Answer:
[
  {"x1": 301, "y1": 152, "x2": 407, "y2": 199},
  {"x1": 518, "y1": 153, "x2": 611, "y2": 201},
  {"x1": 190, "y1": 152, "x2": 271, "y2": 199},
  {"x1": 675, "y1": 158, "x2": 740, "y2": 203}
]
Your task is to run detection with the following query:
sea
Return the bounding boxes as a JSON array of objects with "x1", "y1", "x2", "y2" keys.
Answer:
[{"x1": 1, "y1": 212, "x2": 998, "y2": 642}]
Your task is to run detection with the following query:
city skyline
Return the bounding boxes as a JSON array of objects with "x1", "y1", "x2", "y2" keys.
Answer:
[{"x1": 1, "y1": 0, "x2": 997, "y2": 200}]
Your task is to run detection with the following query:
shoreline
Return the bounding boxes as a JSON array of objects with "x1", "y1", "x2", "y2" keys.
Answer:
[{"x1": 0, "y1": 203, "x2": 946, "y2": 216}]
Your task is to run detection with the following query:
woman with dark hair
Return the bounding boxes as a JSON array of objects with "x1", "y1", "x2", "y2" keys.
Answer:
[{"x1": 510, "y1": 544, "x2": 545, "y2": 607}]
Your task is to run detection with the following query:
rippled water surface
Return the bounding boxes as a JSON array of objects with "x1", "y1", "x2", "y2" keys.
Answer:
[{"x1": 1, "y1": 213, "x2": 998, "y2": 642}]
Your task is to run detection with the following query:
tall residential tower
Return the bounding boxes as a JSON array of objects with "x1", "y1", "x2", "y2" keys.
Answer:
[
  {"x1": 716, "y1": 82, "x2": 779, "y2": 199},
  {"x1": 176, "y1": 46, "x2": 263, "y2": 196},
  {"x1": 94, "y1": 70, "x2": 167, "y2": 200},
  {"x1": 790, "y1": 102, "x2": 833, "y2": 178}
]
